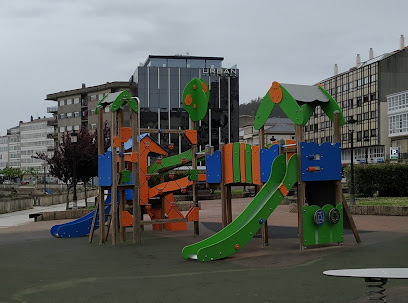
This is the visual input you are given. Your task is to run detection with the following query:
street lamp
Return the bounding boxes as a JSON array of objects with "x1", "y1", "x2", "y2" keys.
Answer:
[
  {"x1": 70, "y1": 130, "x2": 78, "y2": 210},
  {"x1": 348, "y1": 117, "x2": 357, "y2": 205}
]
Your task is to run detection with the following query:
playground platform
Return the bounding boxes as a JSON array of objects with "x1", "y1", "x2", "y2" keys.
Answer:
[{"x1": 1, "y1": 197, "x2": 408, "y2": 302}]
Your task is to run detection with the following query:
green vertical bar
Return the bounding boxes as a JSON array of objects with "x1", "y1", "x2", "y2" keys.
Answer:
[
  {"x1": 233, "y1": 142, "x2": 240, "y2": 183},
  {"x1": 245, "y1": 144, "x2": 252, "y2": 184}
]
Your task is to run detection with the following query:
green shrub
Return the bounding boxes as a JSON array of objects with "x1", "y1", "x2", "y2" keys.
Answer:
[{"x1": 346, "y1": 164, "x2": 408, "y2": 197}]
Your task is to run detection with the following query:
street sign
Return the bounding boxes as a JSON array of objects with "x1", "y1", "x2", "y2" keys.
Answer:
[{"x1": 390, "y1": 147, "x2": 399, "y2": 160}]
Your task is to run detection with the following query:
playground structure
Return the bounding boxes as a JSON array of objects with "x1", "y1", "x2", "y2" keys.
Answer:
[
  {"x1": 182, "y1": 81, "x2": 361, "y2": 261},
  {"x1": 51, "y1": 79, "x2": 211, "y2": 243},
  {"x1": 50, "y1": 78, "x2": 361, "y2": 263}
]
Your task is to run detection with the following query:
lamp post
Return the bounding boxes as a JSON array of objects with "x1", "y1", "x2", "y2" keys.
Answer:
[
  {"x1": 70, "y1": 130, "x2": 78, "y2": 210},
  {"x1": 348, "y1": 118, "x2": 357, "y2": 205}
]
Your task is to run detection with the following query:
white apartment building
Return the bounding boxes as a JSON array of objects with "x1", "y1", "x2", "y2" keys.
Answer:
[
  {"x1": 388, "y1": 89, "x2": 408, "y2": 161},
  {"x1": 0, "y1": 136, "x2": 8, "y2": 169}
]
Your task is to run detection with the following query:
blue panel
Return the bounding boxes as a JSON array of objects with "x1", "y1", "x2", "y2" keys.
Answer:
[
  {"x1": 206, "y1": 150, "x2": 222, "y2": 183},
  {"x1": 300, "y1": 142, "x2": 342, "y2": 181},
  {"x1": 98, "y1": 151, "x2": 112, "y2": 186},
  {"x1": 260, "y1": 144, "x2": 279, "y2": 182}
]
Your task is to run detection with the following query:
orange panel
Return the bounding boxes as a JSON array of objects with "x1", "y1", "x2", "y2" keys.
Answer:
[
  {"x1": 240, "y1": 142, "x2": 246, "y2": 183},
  {"x1": 251, "y1": 145, "x2": 261, "y2": 185},
  {"x1": 122, "y1": 211, "x2": 133, "y2": 227},
  {"x1": 278, "y1": 183, "x2": 289, "y2": 197},
  {"x1": 120, "y1": 127, "x2": 132, "y2": 143},
  {"x1": 112, "y1": 136, "x2": 121, "y2": 148},
  {"x1": 186, "y1": 207, "x2": 199, "y2": 221},
  {"x1": 269, "y1": 81, "x2": 283, "y2": 104},
  {"x1": 184, "y1": 130, "x2": 197, "y2": 145},
  {"x1": 224, "y1": 143, "x2": 234, "y2": 184}
]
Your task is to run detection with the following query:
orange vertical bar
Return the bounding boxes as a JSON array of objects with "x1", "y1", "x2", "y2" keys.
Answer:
[
  {"x1": 251, "y1": 145, "x2": 261, "y2": 185},
  {"x1": 240, "y1": 142, "x2": 246, "y2": 183},
  {"x1": 224, "y1": 143, "x2": 234, "y2": 184}
]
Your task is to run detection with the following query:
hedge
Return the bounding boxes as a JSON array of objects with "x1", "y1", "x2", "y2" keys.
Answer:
[{"x1": 345, "y1": 164, "x2": 408, "y2": 197}]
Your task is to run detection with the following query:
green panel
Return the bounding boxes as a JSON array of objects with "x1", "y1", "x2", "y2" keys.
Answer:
[
  {"x1": 148, "y1": 149, "x2": 204, "y2": 174},
  {"x1": 302, "y1": 204, "x2": 343, "y2": 246},
  {"x1": 254, "y1": 89, "x2": 275, "y2": 130},
  {"x1": 300, "y1": 102, "x2": 317, "y2": 126},
  {"x1": 279, "y1": 84, "x2": 304, "y2": 125},
  {"x1": 111, "y1": 91, "x2": 132, "y2": 112},
  {"x1": 182, "y1": 78, "x2": 209, "y2": 122},
  {"x1": 245, "y1": 144, "x2": 252, "y2": 184},
  {"x1": 317, "y1": 86, "x2": 345, "y2": 126},
  {"x1": 233, "y1": 142, "x2": 241, "y2": 183},
  {"x1": 187, "y1": 169, "x2": 198, "y2": 181},
  {"x1": 182, "y1": 154, "x2": 298, "y2": 262},
  {"x1": 120, "y1": 170, "x2": 131, "y2": 183}
]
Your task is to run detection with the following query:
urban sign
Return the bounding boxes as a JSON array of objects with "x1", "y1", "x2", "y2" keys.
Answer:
[{"x1": 202, "y1": 68, "x2": 238, "y2": 77}]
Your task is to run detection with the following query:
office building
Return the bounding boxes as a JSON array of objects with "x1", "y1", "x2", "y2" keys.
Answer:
[
  {"x1": 132, "y1": 55, "x2": 239, "y2": 152},
  {"x1": 305, "y1": 35, "x2": 408, "y2": 163}
]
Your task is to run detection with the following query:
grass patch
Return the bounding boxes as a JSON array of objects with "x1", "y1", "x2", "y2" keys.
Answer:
[{"x1": 344, "y1": 194, "x2": 408, "y2": 206}]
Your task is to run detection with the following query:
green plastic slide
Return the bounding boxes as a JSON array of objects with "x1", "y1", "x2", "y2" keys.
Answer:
[{"x1": 182, "y1": 153, "x2": 298, "y2": 262}]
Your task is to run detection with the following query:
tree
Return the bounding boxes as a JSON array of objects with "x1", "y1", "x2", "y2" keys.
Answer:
[
  {"x1": 239, "y1": 97, "x2": 286, "y2": 117},
  {"x1": 35, "y1": 125, "x2": 109, "y2": 209}
]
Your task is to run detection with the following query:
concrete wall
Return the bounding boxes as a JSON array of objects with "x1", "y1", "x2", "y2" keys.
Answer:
[
  {"x1": 0, "y1": 198, "x2": 33, "y2": 214},
  {"x1": 0, "y1": 189, "x2": 98, "y2": 214}
]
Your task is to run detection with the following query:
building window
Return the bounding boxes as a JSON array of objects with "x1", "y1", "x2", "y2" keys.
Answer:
[
  {"x1": 371, "y1": 129, "x2": 376, "y2": 137},
  {"x1": 364, "y1": 77, "x2": 369, "y2": 85},
  {"x1": 356, "y1": 131, "x2": 362, "y2": 141},
  {"x1": 370, "y1": 111, "x2": 377, "y2": 119},
  {"x1": 371, "y1": 74, "x2": 376, "y2": 82},
  {"x1": 348, "y1": 99, "x2": 353, "y2": 108},
  {"x1": 357, "y1": 98, "x2": 362, "y2": 107},
  {"x1": 342, "y1": 133, "x2": 347, "y2": 141},
  {"x1": 59, "y1": 100, "x2": 65, "y2": 106},
  {"x1": 337, "y1": 86, "x2": 342, "y2": 94},
  {"x1": 357, "y1": 114, "x2": 362, "y2": 122},
  {"x1": 363, "y1": 95, "x2": 369, "y2": 103},
  {"x1": 314, "y1": 124, "x2": 318, "y2": 132},
  {"x1": 357, "y1": 79, "x2": 362, "y2": 88},
  {"x1": 66, "y1": 112, "x2": 73, "y2": 118},
  {"x1": 321, "y1": 122, "x2": 325, "y2": 129},
  {"x1": 363, "y1": 130, "x2": 369, "y2": 138},
  {"x1": 74, "y1": 97, "x2": 80, "y2": 104},
  {"x1": 349, "y1": 82, "x2": 354, "y2": 92},
  {"x1": 363, "y1": 112, "x2": 369, "y2": 120},
  {"x1": 73, "y1": 112, "x2": 80, "y2": 118},
  {"x1": 370, "y1": 93, "x2": 376, "y2": 101},
  {"x1": 343, "y1": 84, "x2": 348, "y2": 92},
  {"x1": 342, "y1": 100, "x2": 347, "y2": 108},
  {"x1": 59, "y1": 126, "x2": 65, "y2": 133},
  {"x1": 326, "y1": 121, "x2": 331, "y2": 128}
]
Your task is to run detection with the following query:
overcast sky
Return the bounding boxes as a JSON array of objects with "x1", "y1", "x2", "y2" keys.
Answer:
[{"x1": 1, "y1": 0, "x2": 407, "y2": 135}]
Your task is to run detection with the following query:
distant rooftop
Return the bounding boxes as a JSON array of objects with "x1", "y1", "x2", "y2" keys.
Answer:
[{"x1": 143, "y1": 55, "x2": 224, "y2": 68}]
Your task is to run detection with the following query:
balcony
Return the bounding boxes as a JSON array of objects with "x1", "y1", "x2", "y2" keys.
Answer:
[
  {"x1": 47, "y1": 146, "x2": 55, "y2": 152},
  {"x1": 47, "y1": 119, "x2": 58, "y2": 126},
  {"x1": 47, "y1": 106, "x2": 58, "y2": 113}
]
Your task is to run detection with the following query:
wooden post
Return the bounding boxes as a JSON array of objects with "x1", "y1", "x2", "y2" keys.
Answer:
[
  {"x1": 111, "y1": 111, "x2": 118, "y2": 245},
  {"x1": 160, "y1": 173, "x2": 165, "y2": 231},
  {"x1": 259, "y1": 126, "x2": 268, "y2": 246},
  {"x1": 118, "y1": 109, "x2": 126, "y2": 242},
  {"x1": 97, "y1": 108, "x2": 106, "y2": 244},
  {"x1": 132, "y1": 110, "x2": 141, "y2": 244},
  {"x1": 191, "y1": 120, "x2": 199, "y2": 235},
  {"x1": 333, "y1": 111, "x2": 361, "y2": 243},
  {"x1": 295, "y1": 124, "x2": 305, "y2": 250},
  {"x1": 226, "y1": 184, "x2": 232, "y2": 224},
  {"x1": 220, "y1": 143, "x2": 227, "y2": 228}
]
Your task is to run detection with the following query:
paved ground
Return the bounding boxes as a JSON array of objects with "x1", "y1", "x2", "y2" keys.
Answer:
[{"x1": 0, "y1": 198, "x2": 408, "y2": 302}]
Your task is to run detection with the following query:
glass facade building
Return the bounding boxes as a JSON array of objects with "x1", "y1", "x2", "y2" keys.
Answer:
[{"x1": 132, "y1": 55, "x2": 239, "y2": 152}]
